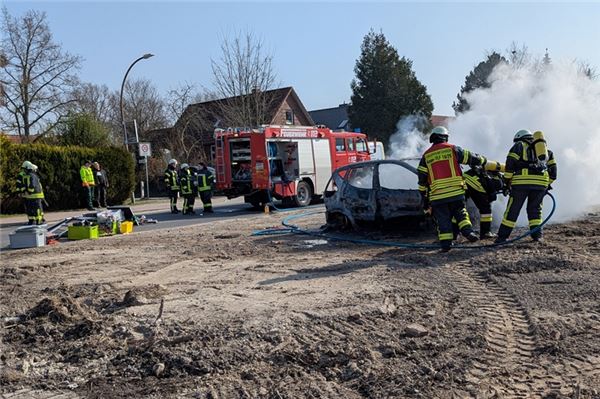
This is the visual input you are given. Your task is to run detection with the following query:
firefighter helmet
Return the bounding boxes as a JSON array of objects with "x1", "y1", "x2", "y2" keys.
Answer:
[
  {"x1": 429, "y1": 126, "x2": 449, "y2": 143},
  {"x1": 21, "y1": 161, "x2": 35, "y2": 170},
  {"x1": 514, "y1": 129, "x2": 533, "y2": 142},
  {"x1": 168, "y1": 159, "x2": 177, "y2": 166},
  {"x1": 180, "y1": 163, "x2": 189, "y2": 169}
]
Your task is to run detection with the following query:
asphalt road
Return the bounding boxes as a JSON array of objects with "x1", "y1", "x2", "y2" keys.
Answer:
[{"x1": 0, "y1": 199, "x2": 268, "y2": 251}]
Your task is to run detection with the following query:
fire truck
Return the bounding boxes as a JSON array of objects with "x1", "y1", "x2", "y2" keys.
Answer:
[{"x1": 214, "y1": 125, "x2": 372, "y2": 207}]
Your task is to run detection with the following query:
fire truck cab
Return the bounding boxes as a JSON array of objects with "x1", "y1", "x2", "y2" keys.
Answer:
[{"x1": 214, "y1": 125, "x2": 371, "y2": 207}]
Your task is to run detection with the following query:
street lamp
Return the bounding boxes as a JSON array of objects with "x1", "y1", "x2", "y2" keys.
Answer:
[
  {"x1": 119, "y1": 53, "x2": 154, "y2": 150},
  {"x1": 119, "y1": 53, "x2": 154, "y2": 203}
]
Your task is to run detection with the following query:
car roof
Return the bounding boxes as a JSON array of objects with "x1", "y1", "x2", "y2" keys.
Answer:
[{"x1": 333, "y1": 159, "x2": 419, "y2": 174}]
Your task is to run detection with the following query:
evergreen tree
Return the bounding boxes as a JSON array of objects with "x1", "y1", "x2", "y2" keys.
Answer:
[
  {"x1": 349, "y1": 30, "x2": 433, "y2": 144},
  {"x1": 58, "y1": 113, "x2": 111, "y2": 148},
  {"x1": 453, "y1": 52, "x2": 508, "y2": 114}
]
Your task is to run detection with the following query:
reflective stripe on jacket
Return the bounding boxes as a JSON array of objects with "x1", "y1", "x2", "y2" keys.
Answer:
[
  {"x1": 23, "y1": 172, "x2": 45, "y2": 199},
  {"x1": 16, "y1": 171, "x2": 27, "y2": 193},
  {"x1": 180, "y1": 169, "x2": 193, "y2": 195},
  {"x1": 197, "y1": 169, "x2": 214, "y2": 192},
  {"x1": 463, "y1": 170, "x2": 486, "y2": 193},
  {"x1": 417, "y1": 143, "x2": 486, "y2": 202},
  {"x1": 80, "y1": 166, "x2": 95, "y2": 186},
  {"x1": 164, "y1": 168, "x2": 179, "y2": 190},
  {"x1": 504, "y1": 142, "x2": 556, "y2": 189}
]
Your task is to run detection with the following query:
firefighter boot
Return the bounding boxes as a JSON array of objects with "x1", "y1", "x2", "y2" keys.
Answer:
[
  {"x1": 479, "y1": 220, "x2": 495, "y2": 239},
  {"x1": 481, "y1": 231, "x2": 497, "y2": 239},
  {"x1": 465, "y1": 232, "x2": 479, "y2": 243},
  {"x1": 494, "y1": 236, "x2": 508, "y2": 244},
  {"x1": 440, "y1": 240, "x2": 452, "y2": 253}
]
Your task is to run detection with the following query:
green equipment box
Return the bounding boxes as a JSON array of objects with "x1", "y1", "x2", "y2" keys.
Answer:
[{"x1": 68, "y1": 225, "x2": 99, "y2": 240}]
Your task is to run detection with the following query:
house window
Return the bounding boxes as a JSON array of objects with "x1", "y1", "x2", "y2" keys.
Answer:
[{"x1": 285, "y1": 110, "x2": 294, "y2": 124}]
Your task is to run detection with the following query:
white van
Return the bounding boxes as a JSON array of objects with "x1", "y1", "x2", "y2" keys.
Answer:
[{"x1": 368, "y1": 141, "x2": 386, "y2": 160}]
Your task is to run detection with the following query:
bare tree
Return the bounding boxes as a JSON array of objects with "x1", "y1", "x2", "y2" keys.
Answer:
[
  {"x1": 71, "y1": 82, "x2": 113, "y2": 125},
  {"x1": 507, "y1": 42, "x2": 530, "y2": 69},
  {"x1": 117, "y1": 78, "x2": 168, "y2": 134},
  {"x1": 577, "y1": 60, "x2": 598, "y2": 80},
  {"x1": 0, "y1": 8, "x2": 82, "y2": 141},
  {"x1": 0, "y1": 51, "x2": 7, "y2": 107},
  {"x1": 163, "y1": 82, "x2": 215, "y2": 163},
  {"x1": 211, "y1": 31, "x2": 278, "y2": 127}
]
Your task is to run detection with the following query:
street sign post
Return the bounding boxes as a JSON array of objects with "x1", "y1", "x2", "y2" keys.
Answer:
[
  {"x1": 138, "y1": 143, "x2": 151, "y2": 198},
  {"x1": 138, "y1": 142, "x2": 151, "y2": 157}
]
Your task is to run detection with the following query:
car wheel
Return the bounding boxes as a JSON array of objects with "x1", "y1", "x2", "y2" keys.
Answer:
[{"x1": 292, "y1": 181, "x2": 312, "y2": 207}]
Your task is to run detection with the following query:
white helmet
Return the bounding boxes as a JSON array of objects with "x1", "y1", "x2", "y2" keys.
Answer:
[
  {"x1": 429, "y1": 126, "x2": 449, "y2": 143},
  {"x1": 180, "y1": 163, "x2": 189, "y2": 169},
  {"x1": 168, "y1": 159, "x2": 178, "y2": 166},
  {"x1": 31, "y1": 164, "x2": 39, "y2": 171},
  {"x1": 514, "y1": 129, "x2": 533, "y2": 142},
  {"x1": 21, "y1": 161, "x2": 35, "y2": 170}
]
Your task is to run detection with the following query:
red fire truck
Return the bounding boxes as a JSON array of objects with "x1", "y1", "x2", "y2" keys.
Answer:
[{"x1": 214, "y1": 125, "x2": 372, "y2": 207}]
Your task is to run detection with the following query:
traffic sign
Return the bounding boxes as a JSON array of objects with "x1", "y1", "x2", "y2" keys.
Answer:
[{"x1": 138, "y1": 142, "x2": 151, "y2": 157}]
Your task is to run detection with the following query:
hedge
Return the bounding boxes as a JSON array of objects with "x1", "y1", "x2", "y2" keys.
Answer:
[{"x1": 0, "y1": 136, "x2": 135, "y2": 214}]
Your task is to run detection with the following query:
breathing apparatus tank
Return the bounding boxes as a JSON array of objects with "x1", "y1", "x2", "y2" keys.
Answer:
[
  {"x1": 532, "y1": 130, "x2": 548, "y2": 162},
  {"x1": 484, "y1": 160, "x2": 505, "y2": 173}
]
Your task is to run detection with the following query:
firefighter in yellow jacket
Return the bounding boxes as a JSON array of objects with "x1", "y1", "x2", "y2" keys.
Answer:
[
  {"x1": 18, "y1": 161, "x2": 45, "y2": 225},
  {"x1": 495, "y1": 129, "x2": 557, "y2": 243},
  {"x1": 164, "y1": 159, "x2": 180, "y2": 214},
  {"x1": 196, "y1": 162, "x2": 215, "y2": 213},
  {"x1": 179, "y1": 163, "x2": 196, "y2": 215},
  {"x1": 463, "y1": 161, "x2": 505, "y2": 239},
  {"x1": 418, "y1": 126, "x2": 487, "y2": 252}
]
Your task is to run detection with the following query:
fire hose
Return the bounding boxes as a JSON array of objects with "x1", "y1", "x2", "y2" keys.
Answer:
[{"x1": 252, "y1": 192, "x2": 556, "y2": 250}]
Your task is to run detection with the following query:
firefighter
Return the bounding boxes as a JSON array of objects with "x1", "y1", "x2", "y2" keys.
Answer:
[
  {"x1": 417, "y1": 126, "x2": 487, "y2": 252},
  {"x1": 20, "y1": 162, "x2": 45, "y2": 225},
  {"x1": 196, "y1": 162, "x2": 215, "y2": 213},
  {"x1": 495, "y1": 129, "x2": 557, "y2": 243},
  {"x1": 164, "y1": 159, "x2": 180, "y2": 214},
  {"x1": 16, "y1": 161, "x2": 30, "y2": 196},
  {"x1": 179, "y1": 163, "x2": 196, "y2": 215},
  {"x1": 462, "y1": 161, "x2": 505, "y2": 239}
]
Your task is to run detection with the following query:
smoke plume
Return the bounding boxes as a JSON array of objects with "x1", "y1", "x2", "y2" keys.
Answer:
[{"x1": 389, "y1": 59, "x2": 600, "y2": 223}]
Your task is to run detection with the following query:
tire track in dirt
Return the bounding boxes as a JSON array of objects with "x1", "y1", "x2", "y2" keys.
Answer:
[
  {"x1": 0, "y1": 390, "x2": 80, "y2": 399},
  {"x1": 447, "y1": 262, "x2": 547, "y2": 398}
]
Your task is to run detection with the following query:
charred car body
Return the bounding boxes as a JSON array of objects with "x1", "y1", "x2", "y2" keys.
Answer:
[{"x1": 324, "y1": 160, "x2": 427, "y2": 229}]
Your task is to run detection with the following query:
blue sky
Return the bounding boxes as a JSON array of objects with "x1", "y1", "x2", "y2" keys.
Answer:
[{"x1": 4, "y1": 1, "x2": 600, "y2": 116}]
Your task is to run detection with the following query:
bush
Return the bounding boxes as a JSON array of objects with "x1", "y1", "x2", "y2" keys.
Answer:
[
  {"x1": 58, "y1": 113, "x2": 112, "y2": 148},
  {"x1": 0, "y1": 136, "x2": 135, "y2": 213}
]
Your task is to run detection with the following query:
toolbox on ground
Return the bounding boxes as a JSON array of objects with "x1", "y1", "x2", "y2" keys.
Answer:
[
  {"x1": 119, "y1": 221, "x2": 133, "y2": 234},
  {"x1": 68, "y1": 225, "x2": 99, "y2": 240},
  {"x1": 9, "y1": 226, "x2": 47, "y2": 249}
]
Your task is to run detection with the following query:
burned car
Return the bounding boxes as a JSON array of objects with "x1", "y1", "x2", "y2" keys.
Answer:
[{"x1": 324, "y1": 159, "x2": 426, "y2": 229}]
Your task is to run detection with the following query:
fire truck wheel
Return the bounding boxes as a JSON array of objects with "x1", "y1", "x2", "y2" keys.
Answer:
[{"x1": 293, "y1": 181, "x2": 313, "y2": 207}]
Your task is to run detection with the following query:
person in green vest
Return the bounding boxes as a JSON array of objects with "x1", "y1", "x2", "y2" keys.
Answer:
[
  {"x1": 80, "y1": 160, "x2": 96, "y2": 211},
  {"x1": 19, "y1": 161, "x2": 45, "y2": 225}
]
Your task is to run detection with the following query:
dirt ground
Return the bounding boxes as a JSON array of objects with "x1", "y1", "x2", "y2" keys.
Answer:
[{"x1": 1, "y1": 209, "x2": 599, "y2": 399}]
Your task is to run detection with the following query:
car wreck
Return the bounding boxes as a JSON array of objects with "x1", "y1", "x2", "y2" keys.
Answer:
[{"x1": 324, "y1": 159, "x2": 427, "y2": 229}]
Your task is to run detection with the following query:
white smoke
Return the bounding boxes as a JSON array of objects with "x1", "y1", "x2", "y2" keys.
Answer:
[
  {"x1": 387, "y1": 115, "x2": 430, "y2": 189},
  {"x1": 450, "y1": 60, "x2": 600, "y2": 222},
  {"x1": 388, "y1": 59, "x2": 600, "y2": 223}
]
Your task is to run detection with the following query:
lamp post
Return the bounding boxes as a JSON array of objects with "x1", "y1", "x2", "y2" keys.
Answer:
[
  {"x1": 119, "y1": 53, "x2": 154, "y2": 150},
  {"x1": 119, "y1": 53, "x2": 154, "y2": 202}
]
